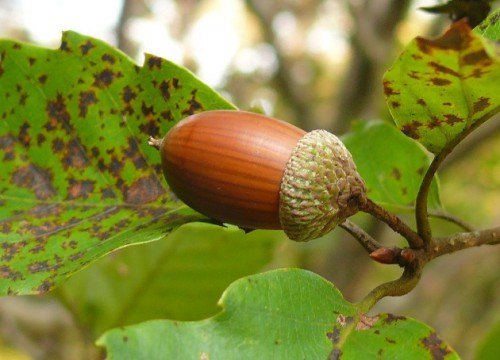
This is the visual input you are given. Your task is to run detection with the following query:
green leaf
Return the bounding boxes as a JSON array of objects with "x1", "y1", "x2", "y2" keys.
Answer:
[
  {"x1": 475, "y1": 321, "x2": 500, "y2": 360},
  {"x1": 56, "y1": 223, "x2": 282, "y2": 335},
  {"x1": 97, "y1": 269, "x2": 459, "y2": 360},
  {"x1": 384, "y1": 19, "x2": 500, "y2": 154},
  {"x1": 0, "y1": 31, "x2": 235, "y2": 295},
  {"x1": 474, "y1": 8, "x2": 500, "y2": 42},
  {"x1": 343, "y1": 120, "x2": 441, "y2": 212}
]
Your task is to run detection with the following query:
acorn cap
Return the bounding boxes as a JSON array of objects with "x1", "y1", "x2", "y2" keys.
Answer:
[{"x1": 279, "y1": 130, "x2": 367, "y2": 242}]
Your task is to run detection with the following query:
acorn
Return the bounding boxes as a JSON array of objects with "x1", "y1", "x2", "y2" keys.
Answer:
[{"x1": 149, "y1": 110, "x2": 366, "y2": 241}]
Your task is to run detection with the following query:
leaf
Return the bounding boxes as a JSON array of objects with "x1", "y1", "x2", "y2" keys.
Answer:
[
  {"x1": 474, "y1": 8, "x2": 500, "y2": 42},
  {"x1": 475, "y1": 321, "x2": 500, "y2": 360},
  {"x1": 97, "y1": 269, "x2": 459, "y2": 359},
  {"x1": 0, "y1": 31, "x2": 236, "y2": 295},
  {"x1": 342, "y1": 120, "x2": 441, "y2": 212},
  {"x1": 383, "y1": 19, "x2": 500, "y2": 154},
  {"x1": 56, "y1": 223, "x2": 283, "y2": 335}
]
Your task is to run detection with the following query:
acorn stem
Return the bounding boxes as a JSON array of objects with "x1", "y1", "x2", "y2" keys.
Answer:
[
  {"x1": 339, "y1": 220, "x2": 382, "y2": 253},
  {"x1": 148, "y1": 136, "x2": 162, "y2": 150},
  {"x1": 359, "y1": 198, "x2": 424, "y2": 249}
]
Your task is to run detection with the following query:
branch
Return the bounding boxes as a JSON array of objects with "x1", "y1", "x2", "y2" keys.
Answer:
[
  {"x1": 431, "y1": 226, "x2": 500, "y2": 259},
  {"x1": 339, "y1": 220, "x2": 382, "y2": 253},
  {"x1": 357, "y1": 265, "x2": 423, "y2": 311},
  {"x1": 428, "y1": 210, "x2": 474, "y2": 232},
  {"x1": 359, "y1": 198, "x2": 424, "y2": 249},
  {"x1": 416, "y1": 108, "x2": 500, "y2": 245}
]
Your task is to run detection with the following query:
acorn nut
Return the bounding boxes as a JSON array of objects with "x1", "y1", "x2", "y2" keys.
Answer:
[{"x1": 149, "y1": 110, "x2": 366, "y2": 241}]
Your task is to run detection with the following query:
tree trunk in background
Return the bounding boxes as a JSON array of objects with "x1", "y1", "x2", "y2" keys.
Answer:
[{"x1": 334, "y1": 0, "x2": 412, "y2": 134}]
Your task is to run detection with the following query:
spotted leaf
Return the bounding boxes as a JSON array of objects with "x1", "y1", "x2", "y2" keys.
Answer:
[
  {"x1": 98, "y1": 269, "x2": 459, "y2": 359},
  {"x1": 0, "y1": 31, "x2": 235, "y2": 295},
  {"x1": 384, "y1": 16, "x2": 500, "y2": 154},
  {"x1": 343, "y1": 121, "x2": 441, "y2": 212}
]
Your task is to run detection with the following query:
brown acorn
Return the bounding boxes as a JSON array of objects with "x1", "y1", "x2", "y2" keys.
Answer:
[{"x1": 149, "y1": 110, "x2": 366, "y2": 241}]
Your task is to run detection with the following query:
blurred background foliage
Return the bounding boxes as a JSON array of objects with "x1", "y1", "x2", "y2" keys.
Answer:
[{"x1": 0, "y1": 0, "x2": 498, "y2": 359}]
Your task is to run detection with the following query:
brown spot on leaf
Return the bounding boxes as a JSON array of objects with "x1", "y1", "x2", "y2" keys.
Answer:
[
  {"x1": 427, "y1": 116, "x2": 442, "y2": 129},
  {"x1": 430, "y1": 78, "x2": 452, "y2": 86},
  {"x1": 392, "y1": 168, "x2": 401, "y2": 180},
  {"x1": 472, "y1": 97, "x2": 490, "y2": 114},
  {"x1": 19, "y1": 92, "x2": 28, "y2": 105},
  {"x1": 159, "y1": 78, "x2": 180, "y2": 101},
  {"x1": 80, "y1": 40, "x2": 96, "y2": 55},
  {"x1": 161, "y1": 110, "x2": 174, "y2": 121},
  {"x1": 51, "y1": 138, "x2": 64, "y2": 153},
  {"x1": 0, "y1": 135, "x2": 16, "y2": 161},
  {"x1": 122, "y1": 85, "x2": 137, "y2": 103},
  {"x1": 417, "y1": 98, "x2": 426, "y2": 106},
  {"x1": 28, "y1": 261, "x2": 51, "y2": 273},
  {"x1": 36, "y1": 134, "x2": 47, "y2": 146},
  {"x1": 1, "y1": 241, "x2": 27, "y2": 262},
  {"x1": 93, "y1": 68, "x2": 123, "y2": 88},
  {"x1": 139, "y1": 119, "x2": 160, "y2": 137},
  {"x1": 61, "y1": 240, "x2": 78, "y2": 250},
  {"x1": 401, "y1": 121, "x2": 422, "y2": 139},
  {"x1": 69, "y1": 252, "x2": 85, "y2": 261},
  {"x1": 46, "y1": 93, "x2": 72, "y2": 132},
  {"x1": 390, "y1": 101, "x2": 400, "y2": 108},
  {"x1": 60, "y1": 41, "x2": 71, "y2": 52},
  {"x1": 108, "y1": 155, "x2": 124, "y2": 177},
  {"x1": 421, "y1": 332, "x2": 453, "y2": 360},
  {"x1": 36, "y1": 281, "x2": 54, "y2": 293},
  {"x1": 182, "y1": 89, "x2": 203, "y2": 116},
  {"x1": 141, "y1": 102, "x2": 156, "y2": 117},
  {"x1": 78, "y1": 90, "x2": 97, "y2": 117},
  {"x1": 101, "y1": 188, "x2": 116, "y2": 199},
  {"x1": 17, "y1": 121, "x2": 31, "y2": 146},
  {"x1": 466, "y1": 68, "x2": 488, "y2": 79},
  {"x1": 428, "y1": 62, "x2": 460, "y2": 77},
  {"x1": 125, "y1": 175, "x2": 165, "y2": 204},
  {"x1": 409, "y1": 71, "x2": 420, "y2": 80},
  {"x1": 462, "y1": 50, "x2": 489, "y2": 66},
  {"x1": 62, "y1": 138, "x2": 89, "y2": 169},
  {"x1": 444, "y1": 114, "x2": 462, "y2": 125},
  {"x1": 28, "y1": 57, "x2": 36, "y2": 66},
  {"x1": 383, "y1": 313, "x2": 405, "y2": 324},
  {"x1": 417, "y1": 21, "x2": 471, "y2": 55},
  {"x1": 101, "y1": 53, "x2": 116, "y2": 64},
  {"x1": 147, "y1": 56, "x2": 162, "y2": 70},
  {"x1": 385, "y1": 337, "x2": 396, "y2": 344},
  {"x1": 66, "y1": 178, "x2": 95, "y2": 199},
  {"x1": 356, "y1": 314, "x2": 379, "y2": 330},
  {"x1": 38, "y1": 74, "x2": 48, "y2": 84},
  {"x1": 329, "y1": 349, "x2": 342, "y2": 360},
  {"x1": 0, "y1": 266, "x2": 23, "y2": 280},
  {"x1": 336, "y1": 314, "x2": 353, "y2": 327},
  {"x1": 383, "y1": 80, "x2": 399, "y2": 96},
  {"x1": 327, "y1": 329, "x2": 340, "y2": 344},
  {"x1": 12, "y1": 164, "x2": 56, "y2": 200},
  {"x1": 123, "y1": 137, "x2": 148, "y2": 170}
]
